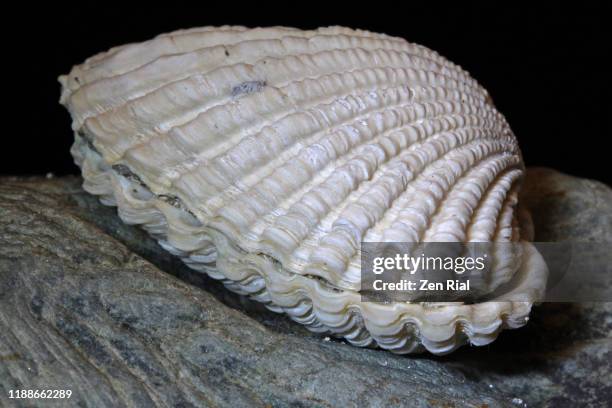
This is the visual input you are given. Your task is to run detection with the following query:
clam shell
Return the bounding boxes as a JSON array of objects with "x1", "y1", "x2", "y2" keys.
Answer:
[{"x1": 60, "y1": 26, "x2": 548, "y2": 354}]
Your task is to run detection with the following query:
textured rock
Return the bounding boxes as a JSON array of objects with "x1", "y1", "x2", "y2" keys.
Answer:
[{"x1": 0, "y1": 168, "x2": 610, "y2": 407}]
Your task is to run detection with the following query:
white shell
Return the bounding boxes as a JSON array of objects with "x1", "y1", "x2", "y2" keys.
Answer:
[{"x1": 60, "y1": 26, "x2": 548, "y2": 354}]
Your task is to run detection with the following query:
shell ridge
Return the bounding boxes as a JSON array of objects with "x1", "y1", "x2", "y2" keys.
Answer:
[
  {"x1": 364, "y1": 134, "x2": 515, "y2": 243},
  {"x1": 68, "y1": 44, "x2": 481, "y2": 129},
  {"x1": 71, "y1": 26, "x2": 401, "y2": 88},
  {"x1": 209, "y1": 111, "x2": 502, "y2": 258},
  {"x1": 423, "y1": 158, "x2": 522, "y2": 242},
  {"x1": 82, "y1": 61, "x2": 472, "y2": 168},
  {"x1": 68, "y1": 36, "x2": 426, "y2": 116},
  {"x1": 65, "y1": 27, "x2": 361, "y2": 98},
  {"x1": 321, "y1": 145, "x2": 521, "y2": 288},
  {"x1": 103, "y1": 64, "x2": 488, "y2": 177},
  {"x1": 228, "y1": 130, "x2": 512, "y2": 286},
  {"x1": 466, "y1": 169, "x2": 522, "y2": 241},
  {"x1": 174, "y1": 89, "x2": 496, "y2": 222},
  {"x1": 267, "y1": 122, "x2": 504, "y2": 271}
]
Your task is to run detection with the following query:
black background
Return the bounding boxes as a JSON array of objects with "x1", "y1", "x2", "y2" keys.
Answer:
[{"x1": 4, "y1": 4, "x2": 610, "y2": 184}]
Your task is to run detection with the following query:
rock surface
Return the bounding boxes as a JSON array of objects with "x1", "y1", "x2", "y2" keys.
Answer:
[{"x1": 0, "y1": 168, "x2": 610, "y2": 407}]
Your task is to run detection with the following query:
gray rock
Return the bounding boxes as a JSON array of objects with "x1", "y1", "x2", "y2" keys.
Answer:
[
  {"x1": 0, "y1": 168, "x2": 610, "y2": 407},
  {"x1": 521, "y1": 167, "x2": 612, "y2": 242}
]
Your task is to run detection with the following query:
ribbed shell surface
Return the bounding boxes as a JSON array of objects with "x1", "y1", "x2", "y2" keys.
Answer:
[{"x1": 60, "y1": 26, "x2": 547, "y2": 354}]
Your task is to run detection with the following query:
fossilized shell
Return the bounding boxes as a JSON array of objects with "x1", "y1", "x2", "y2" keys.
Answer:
[{"x1": 60, "y1": 26, "x2": 548, "y2": 354}]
